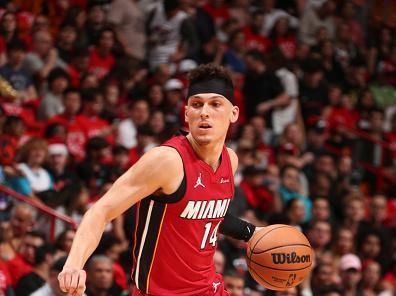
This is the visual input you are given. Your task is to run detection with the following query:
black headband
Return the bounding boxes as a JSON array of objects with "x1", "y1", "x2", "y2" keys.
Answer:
[{"x1": 187, "y1": 78, "x2": 234, "y2": 103}]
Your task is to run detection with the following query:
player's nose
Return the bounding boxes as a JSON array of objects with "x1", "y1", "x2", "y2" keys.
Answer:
[{"x1": 200, "y1": 103, "x2": 209, "y2": 118}]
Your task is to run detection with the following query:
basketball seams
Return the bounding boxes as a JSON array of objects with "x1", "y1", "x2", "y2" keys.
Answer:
[
  {"x1": 251, "y1": 225, "x2": 292, "y2": 252},
  {"x1": 251, "y1": 243, "x2": 312, "y2": 254}
]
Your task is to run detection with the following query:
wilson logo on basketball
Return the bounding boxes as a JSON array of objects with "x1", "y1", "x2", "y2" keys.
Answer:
[{"x1": 271, "y1": 252, "x2": 311, "y2": 264}]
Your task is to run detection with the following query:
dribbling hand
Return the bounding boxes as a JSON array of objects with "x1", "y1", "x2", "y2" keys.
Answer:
[{"x1": 58, "y1": 267, "x2": 86, "y2": 296}]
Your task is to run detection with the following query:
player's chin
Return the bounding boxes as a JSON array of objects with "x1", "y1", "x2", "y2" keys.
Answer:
[{"x1": 194, "y1": 133, "x2": 213, "y2": 145}]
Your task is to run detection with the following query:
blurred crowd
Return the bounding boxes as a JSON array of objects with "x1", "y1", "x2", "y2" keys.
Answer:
[{"x1": 0, "y1": 0, "x2": 395, "y2": 295}]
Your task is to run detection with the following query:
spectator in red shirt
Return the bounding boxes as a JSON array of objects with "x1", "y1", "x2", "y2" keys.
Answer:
[
  {"x1": 239, "y1": 165, "x2": 277, "y2": 213},
  {"x1": 77, "y1": 88, "x2": 113, "y2": 142},
  {"x1": 67, "y1": 47, "x2": 90, "y2": 88},
  {"x1": 203, "y1": 0, "x2": 230, "y2": 28},
  {"x1": 269, "y1": 15, "x2": 297, "y2": 60},
  {"x1": 0, "y1": 115, "x2": 25, "y2": 167},
  {"x1": 48, "y1": 88, "x2": 86, "y2": 161},
  {"x1": 0, "y1": 259, "x2": 12, "y2": 295},
  {"x1": 6, "y1": 230, "x2": 45, "y2": 286},
  {"x1": 242, "y1": 10, "x2": 272, "y2": 53},
  {"x1": 88, "y1": 28, "x2": 116, "y2": 80}
]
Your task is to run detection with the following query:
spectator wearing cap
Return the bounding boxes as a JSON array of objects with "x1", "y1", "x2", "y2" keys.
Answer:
[
  {"x1": 117, "y1": 99, "x2": 150, "y2": 149},
  {"x1": 46, "y1": 143, "x2": 79, "y2": 191},
  {"x1": 38, "y1": 67, "x2": 70, "y2": 120},
  {"x1": 339, "y1": 253, "x2": 363, "y2": 296},
  {"x1": 0, "y1": 39, "x2": 37, "y2": 102},
  {"x1": 162, "y1": 78, "x2": 185, "y2": 132}
]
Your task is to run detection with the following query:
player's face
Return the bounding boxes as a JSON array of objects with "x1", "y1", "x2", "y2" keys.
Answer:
[{"x1": 185, "y1": 93, "x2": 239, "y2": 145}]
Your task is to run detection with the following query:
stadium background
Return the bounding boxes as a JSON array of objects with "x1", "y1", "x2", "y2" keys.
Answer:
[{"x1": 0, "y1": 0, "x2": 395, "y2": 295}]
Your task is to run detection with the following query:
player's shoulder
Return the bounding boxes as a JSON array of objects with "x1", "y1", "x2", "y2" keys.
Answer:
[
  {"x1": 142, "y1": 145, "x2": 182, "y2": 166},
  {"x1": 226, "y1": 147, "x2": 238, "y2": 174}
]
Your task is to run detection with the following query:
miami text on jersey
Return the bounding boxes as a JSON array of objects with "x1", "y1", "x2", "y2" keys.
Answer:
[{"x1": 179, "y1": 198, "x2": 231, "y2": 219}]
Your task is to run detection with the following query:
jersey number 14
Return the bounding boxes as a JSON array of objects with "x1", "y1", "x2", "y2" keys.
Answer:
[{"x1": 200, "y1": 221, "x2": 220, "y2": 249}]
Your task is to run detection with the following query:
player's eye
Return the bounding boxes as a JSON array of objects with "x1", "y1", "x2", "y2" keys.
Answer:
[
  {"x1": 191, "y1": 101, "x2": 202, "y2": 108},
  {"x1": 212, "y1": 101, "x2": 221, "y2": 107}
]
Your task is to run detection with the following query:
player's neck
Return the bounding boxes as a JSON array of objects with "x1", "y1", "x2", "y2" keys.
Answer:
[{"x1": 186, "y1": 134, "x2": 224, "y2": 171}]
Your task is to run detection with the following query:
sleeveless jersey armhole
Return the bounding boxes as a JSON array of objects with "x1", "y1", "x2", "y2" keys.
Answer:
[{"x1": 150, "y1": 146, "x2": 187, "y2": 204}]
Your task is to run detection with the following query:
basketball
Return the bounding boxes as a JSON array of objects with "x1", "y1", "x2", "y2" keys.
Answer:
[{"x1": 246, "y1": 224, "x2": 314, "y2": 291}]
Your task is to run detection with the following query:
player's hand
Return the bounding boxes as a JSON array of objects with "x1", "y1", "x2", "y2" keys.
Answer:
[{"x1": 58, "y1": 267, "x2": 86, "y2": 296}]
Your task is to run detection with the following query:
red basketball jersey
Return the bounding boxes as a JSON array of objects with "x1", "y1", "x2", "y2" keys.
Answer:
[{"x1": 131, "y1": 135, "x2": 234, "y2": 295}]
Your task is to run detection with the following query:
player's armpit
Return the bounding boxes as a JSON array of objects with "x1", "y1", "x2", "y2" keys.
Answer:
[{"x1": 94, "y1": 146, "x2": 183, "y2": 222}]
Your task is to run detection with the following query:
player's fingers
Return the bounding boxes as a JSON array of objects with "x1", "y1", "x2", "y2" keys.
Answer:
[
  {"x1": 58, "y1": 272, "x2": 67, "y2": 292},
  {"x1": 76, "y1": 270, "x2": 87, "y2": 295},
  {"x1": 63, "y1": 272, "x2": 73, "y2": 292},
  {"x1": 68, "y1": 270, "x2": 80, "y2": 294}
]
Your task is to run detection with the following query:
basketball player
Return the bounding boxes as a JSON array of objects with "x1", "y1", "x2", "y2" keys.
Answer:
[{"x1": 58, "y1": 64, "x2": 259, "y2": 295}]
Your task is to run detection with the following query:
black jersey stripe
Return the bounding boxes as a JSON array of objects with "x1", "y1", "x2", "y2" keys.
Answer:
[
  {"x1": 132, "y1": 199, "x2": 152, "y2": 284},
  {"x1": 137, "y1": 201, "x2": 167, "y2": 293}
]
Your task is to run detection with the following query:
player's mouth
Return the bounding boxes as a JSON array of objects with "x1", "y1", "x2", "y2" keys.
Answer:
[{"x1": 198, "y1": 122, "x2": 212, "y2": 130}]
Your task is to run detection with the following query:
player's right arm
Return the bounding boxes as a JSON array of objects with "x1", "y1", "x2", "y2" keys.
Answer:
[{"x1": 58, "y1": 146, "x2": 182, "y2": 295}]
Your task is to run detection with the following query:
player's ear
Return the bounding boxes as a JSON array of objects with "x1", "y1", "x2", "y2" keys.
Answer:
[
  {"x1": 230, "y1": 105, "x2": 239, "y2": 123},
  {"x1": 184, "y1": 104, "x2": 189, "y2": 123}
]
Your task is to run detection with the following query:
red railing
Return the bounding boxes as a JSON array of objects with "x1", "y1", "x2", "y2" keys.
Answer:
[{"x1": 0, "y1": 185, "x2": 78, "y2": 241}]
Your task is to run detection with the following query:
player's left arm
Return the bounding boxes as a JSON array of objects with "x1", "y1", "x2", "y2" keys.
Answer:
[{"x1": 218, "y1": 148, "x2": 262, "y2": 242}]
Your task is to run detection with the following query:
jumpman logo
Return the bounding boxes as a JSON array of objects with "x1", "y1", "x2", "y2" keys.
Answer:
[
  {"x1": 194, "y1": 173, "x2": 205, "y2": 188},
  {"x1": 212, "y1": 282, "x2": 221, "y2": 293}
]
